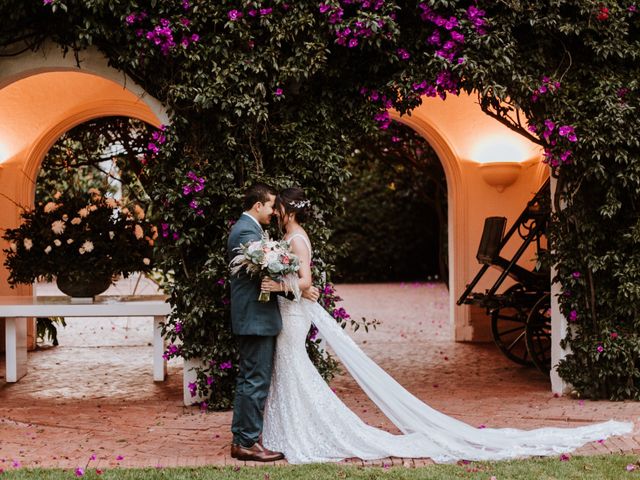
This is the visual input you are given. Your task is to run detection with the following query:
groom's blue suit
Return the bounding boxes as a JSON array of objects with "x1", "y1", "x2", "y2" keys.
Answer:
[{"x1": 228, "y1": 213, "x2": 283, "y2": 447}]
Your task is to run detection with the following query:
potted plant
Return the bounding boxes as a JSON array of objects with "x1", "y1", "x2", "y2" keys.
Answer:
[{"x1": 2, "y1": 188, "x2": 156, "y2": 301}]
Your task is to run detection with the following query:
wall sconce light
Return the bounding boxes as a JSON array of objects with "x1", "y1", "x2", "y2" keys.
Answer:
[
  {"x1": 471, "y1": 136, "x2": 529, "y2": 192},
  {"x1": 478, "y1": 161, "x2": 523, "y2": 193}
]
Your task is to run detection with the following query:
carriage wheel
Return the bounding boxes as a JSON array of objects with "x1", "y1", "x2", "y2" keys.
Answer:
[
  {"x1": 526, "y1": 293, "x2": 552, "y2": 375},
  {"x1": 490, "y1": 284, "x2": 535, "y2": 367}
]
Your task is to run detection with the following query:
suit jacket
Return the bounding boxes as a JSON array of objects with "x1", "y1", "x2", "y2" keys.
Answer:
[{"x1": 227, "y1": 214, "x2": 283, "y2": 336}]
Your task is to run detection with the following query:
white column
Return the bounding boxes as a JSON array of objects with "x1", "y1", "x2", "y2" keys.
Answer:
[
  {"x1": 153, "y1": 316, "x2": 167, "y2": 382},
  {"x1": 5, "y1": 317, "x2": 28, "y2": 382},
  {"x1": 549, "y1": 176, "x2": 571, "y2": 395},
  {"x1": 183, "y1": 357, "x2": 208, "y2": 406}
]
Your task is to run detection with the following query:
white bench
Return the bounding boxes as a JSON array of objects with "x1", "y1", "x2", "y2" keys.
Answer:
[{"x1": 0, "y1": 295, "x2": 171, "y2": 383}]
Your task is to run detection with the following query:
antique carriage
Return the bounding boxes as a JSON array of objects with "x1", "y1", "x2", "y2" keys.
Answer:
[{"x1": 457, "y1": 179, "x2": 552, "y2": 374}]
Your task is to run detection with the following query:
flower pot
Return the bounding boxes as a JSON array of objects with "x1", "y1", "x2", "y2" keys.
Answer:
[{"x1": 56, "y1": 272, "x2": 113, "y2": 302}]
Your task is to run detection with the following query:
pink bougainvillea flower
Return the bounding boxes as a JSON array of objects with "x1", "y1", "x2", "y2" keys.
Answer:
[
  {"x1": 450, "y1": 31, "x2": 464, "y2": 43},
  {"x1": 116, "y1": 455, "x2": 124, "y2": 461},
  {"x1": 611, "y1": 332, "x2": 619, "y2": 339},
  {"x1": 228, "y1": 9, "x2": 243, "y2": 21},
  {"x1": 572, "y1": 271, "x2": 581, "y2": 279},
  {"x1": 75, "y1": 467, "x2": 85, "y2": 477},
  {"x1": 559, "y1": 453, "x2": 571, "y2": 461},
  {"x1": 43, "y1": 0, "x2": 52, "y2": 4},
  {"x1": 274, "y1": 87, "x2": 283, "y2": 96},
  {"x1": 569, "y1": 310, "x2": 578, "y2": 321},
  {"x1": 260, "y1": 7, "x2": 273, "y2": 15},
  {"x1": 188, "y1": 382, "x2": 197, "y2": 397},
  {"x1": 348, "y1": 38, "x2": 358, "y2": 48},
  {"x1": 427, "y1": 30, "x2": 441, "y2": 45},
  {"x1": 597, "y1": 344, "x2": 604, "y2": 353},
  {"x1": 319, "y1": 4, "x2": 331, "y2": 14},
  {"x1": 560, "y1": 150, "x2": 572, "y2": 163},
  {"x1": 396, "y1": 48, "x2": 410, "y2": 60},
  {"x1": 89, "y1": 454, "x2": 97, "y2": 461}
]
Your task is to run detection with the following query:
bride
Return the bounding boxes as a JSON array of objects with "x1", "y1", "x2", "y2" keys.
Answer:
[{"x1": 259, "y1": 187, "x2": 634, "y2": 465}]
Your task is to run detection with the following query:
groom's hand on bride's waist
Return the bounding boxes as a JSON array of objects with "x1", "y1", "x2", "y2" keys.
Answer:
[{"x1": 302, "y1": 286, "x2": 320, "y2": 302}]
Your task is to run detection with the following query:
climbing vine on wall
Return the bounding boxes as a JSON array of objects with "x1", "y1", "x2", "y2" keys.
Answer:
[{"x1": 1, "y1": 0, "x2": 639, "y2": 402}]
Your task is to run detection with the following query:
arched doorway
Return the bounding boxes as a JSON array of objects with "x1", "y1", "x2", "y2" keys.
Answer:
[{"x1": 0, "y1": 44, "x2": 167, "y2": 350}]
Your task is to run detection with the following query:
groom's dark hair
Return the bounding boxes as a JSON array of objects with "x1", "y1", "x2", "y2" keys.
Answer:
[{"x1": 243, "y1": 182, "x2": 277, "y2": 210}]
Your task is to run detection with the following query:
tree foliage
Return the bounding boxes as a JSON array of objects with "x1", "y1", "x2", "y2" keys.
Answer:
[{"x1": 2, "y1": 0, "x2": 640, "y2": 401}]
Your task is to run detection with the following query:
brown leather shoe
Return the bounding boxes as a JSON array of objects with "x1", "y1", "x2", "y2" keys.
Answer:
[{"x1": 230, "y1": 442, "x2": 284, "y2": 462}]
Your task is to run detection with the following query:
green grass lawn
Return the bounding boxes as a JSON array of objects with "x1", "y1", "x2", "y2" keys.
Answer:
[{"x1": 1, "y1": 455, "x2": 639, "y2": 479}]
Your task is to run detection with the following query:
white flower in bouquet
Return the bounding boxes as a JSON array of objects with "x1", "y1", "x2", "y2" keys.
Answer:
[
  {"x1": 143, "y1": 258, "x2": 151, "y2": 265},
  {"x1": 53, "y1": 191, "x2": 62, "y2": 200},
  {"x1": 9, "y1": 242, "x2": 17, "y2": 252},
  {"x1": 23, "y1": 238, "x2": 33, "y2": 251},
  {"x1": 44, "y1": 202, "x2": 58, "y2": 213},
  {"x1": 78, "y1": 207, "x2": 89, "y2": 218},
  {"x1": 51, "y1": 220, "x2": 66, "y2": 235},
  {"x1": 67, "y1": 238, "x2": 74, "y2": 244},
  {"x1": 134, "y1": 224, "x2": 144, "y2": 239},
  {"x1": 263, "y1": 250, "x2": 279, "y2": 267},
  {"x1": 53, "y1": 239, "x2": 62, "y2": 247},
  {"x1": 88, "y1": 205, "x2": 97, "y2": 212},
  {"x1": 105, "y1": 197, "x2": 118, "y2": 209},
  {"x1": 44, "y1": 245, "x2": 52, "y2": 254},
  {"x1": 108, "y1": 231, "x2": 115, "y2": 240},
  {"x1": 71, "y1": 217, "x2": 81, "y2": 225}
]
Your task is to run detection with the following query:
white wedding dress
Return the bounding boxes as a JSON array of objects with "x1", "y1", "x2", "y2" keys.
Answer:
[{"x1": 262, "y1": 235, "x2": 634, "y2": 464}]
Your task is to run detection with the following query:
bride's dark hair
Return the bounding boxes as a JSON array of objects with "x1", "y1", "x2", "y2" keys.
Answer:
[{"x1": 276, "y1": 187, "x2": 311, "y2": 224}]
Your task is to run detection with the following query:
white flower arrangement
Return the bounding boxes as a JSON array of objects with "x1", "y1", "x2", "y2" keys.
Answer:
[{"x1": 2, "y1": 190, "x2": 155, "y2": 286}]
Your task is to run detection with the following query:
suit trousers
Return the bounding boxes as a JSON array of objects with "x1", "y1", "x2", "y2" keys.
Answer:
[{"x1": 231, "y1": 334, "x2": 277, "y2": 447}]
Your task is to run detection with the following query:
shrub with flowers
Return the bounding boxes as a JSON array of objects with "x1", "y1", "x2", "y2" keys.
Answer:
[
  {"x1": 2, "y1": 189, "x2": 156, "y2": 286},
  {"x1": 2, "y1": 0, "x2": 640, "y2": 403}
]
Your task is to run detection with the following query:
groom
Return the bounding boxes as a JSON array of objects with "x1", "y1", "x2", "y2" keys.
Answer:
[{"x1": 228, "y1": 182, "x2": 318, "y2": 462}]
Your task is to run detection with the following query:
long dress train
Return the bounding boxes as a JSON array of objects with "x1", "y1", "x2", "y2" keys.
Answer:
[{"x1": 262, "y1": 237, "x2": 634, "y2": 464}]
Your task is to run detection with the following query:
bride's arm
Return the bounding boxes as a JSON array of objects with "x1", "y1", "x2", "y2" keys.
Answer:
[{"x1": 289, "y1": 236, "x2": 312, "y2": 291}]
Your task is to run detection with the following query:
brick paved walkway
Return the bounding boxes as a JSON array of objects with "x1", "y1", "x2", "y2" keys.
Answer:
[{"x1": 0, "y1": 280, "x2": 638, "y2": 471}]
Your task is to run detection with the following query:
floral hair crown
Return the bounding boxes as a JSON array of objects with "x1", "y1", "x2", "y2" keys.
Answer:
[{"x1": 289, "y1": 199, "x2": 311, "y2": 209}]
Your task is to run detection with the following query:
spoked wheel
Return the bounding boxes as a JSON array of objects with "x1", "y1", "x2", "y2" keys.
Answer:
[
  {"x1": 526, "y1": 293, "x2": 552, "y2": 375},
  {"x1": 490, "y1": 284, "x2": 535, "y2": 367}
]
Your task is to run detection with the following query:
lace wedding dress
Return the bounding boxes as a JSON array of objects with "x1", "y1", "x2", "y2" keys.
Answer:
[{"x1": 262, "y1": 235, "x2": 634, "y2": 464}]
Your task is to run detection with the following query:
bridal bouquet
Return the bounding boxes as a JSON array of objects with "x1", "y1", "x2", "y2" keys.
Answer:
[{"x1": 230, "y1": 234, "x2": 301, "y2": 302}]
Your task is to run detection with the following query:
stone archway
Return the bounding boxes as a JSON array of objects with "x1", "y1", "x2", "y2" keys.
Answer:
[{"x1": 390, "y1": 93, "x2": 548, "y2": 345}]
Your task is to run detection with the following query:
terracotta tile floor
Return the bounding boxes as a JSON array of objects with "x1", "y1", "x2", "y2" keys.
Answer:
[{"x1": 0, "y1": 280, "x2": 638, "y2": 470}]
